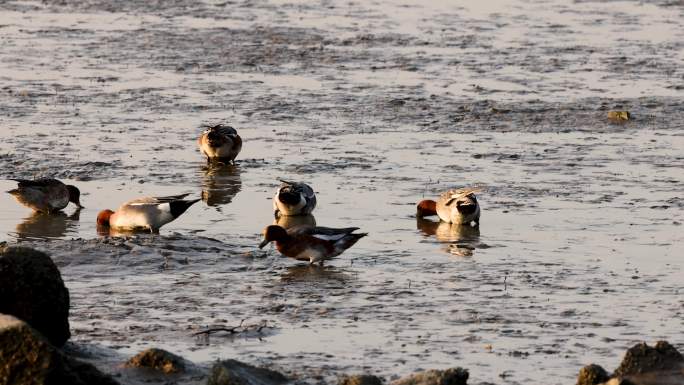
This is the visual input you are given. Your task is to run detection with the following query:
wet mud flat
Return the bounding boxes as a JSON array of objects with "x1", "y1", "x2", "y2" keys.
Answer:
[{"x1": 1, "y1": 0, "x2": 683, "y2": 384}]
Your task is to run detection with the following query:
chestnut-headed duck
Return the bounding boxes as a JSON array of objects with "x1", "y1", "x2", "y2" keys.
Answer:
[
  {"x1": 259, "y1": 225, "x2": 367, "y2": 265},
  {"x1": 198, "y1": 124, "x2": 242, "y2": 164},
  {"x1": 417, "y1": 188, "x2": 481, "y2": 226},
  {"x1": 273, "y1": 180, "x2": 316, "y2": 218},
  {"x1": 7, "y1": 178, "x2": 83, "y2": 213},
  {"x1": 97, "y1": 193, "x2": 200, "y2": 233}
]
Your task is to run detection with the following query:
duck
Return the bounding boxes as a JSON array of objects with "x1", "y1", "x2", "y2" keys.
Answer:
[
  {"x1": 97, "y1": 193, "x2": 200, "y2": 233},
  {"x1": 258, "y1": 225, "x2": 367, "y2": 265},
  {"x1": 7, "y1": 178, "x2": 83, "y2": 213},
  {"x1": 198, "y1": 124, "x2": 242, "y2": 164},
  {"x1": 417, "y1": 188, "x2": 481, "y2": 225},
  {"x1": 273, "y1": 180, "x2": 316, "y2": 218}
]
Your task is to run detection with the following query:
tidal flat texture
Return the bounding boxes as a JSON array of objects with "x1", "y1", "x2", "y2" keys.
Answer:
[{"x1": 0, "y1": 1, "x2": 682, "y2": 384}]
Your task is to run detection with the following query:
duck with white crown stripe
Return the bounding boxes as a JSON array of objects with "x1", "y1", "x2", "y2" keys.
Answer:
[
  {"x1": 273, "y1": 180, "x2": 316, "y2": 219},
  {"x1": 198, "y1": 124, "x2": 242, "y2": 164},
  {"x1": 97, "y1": 194, "x2": 200, "y2": 233}
]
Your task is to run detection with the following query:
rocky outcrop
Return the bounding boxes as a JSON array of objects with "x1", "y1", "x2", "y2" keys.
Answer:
[
  {"x1": 391, "y1": 368, "x2": 468, "y2": 385},
  {"x1": 614, "y1": 341, "x2": 683, "y2": 377},
  {"x1": 0, "y1": 314, "x2": 119, "y2": 385},
  {"x1": 339, "y1": 374, "x2": 384, "y2": 385},
  {"x1": 124, "y1": 348, "x2": 187, "y2": 374},
  {"x1": 577, "y1": 364, "x2": 610, "y2": 385},
  {"x1": 208, "y1": 359, "x2": 288, "y2": 385},
  {"x1": 576, "y1": 341, "x2": 684, "y2": 385},
  {"x1": 0, "y1": 246, "x2": 70, "y2": 346}
]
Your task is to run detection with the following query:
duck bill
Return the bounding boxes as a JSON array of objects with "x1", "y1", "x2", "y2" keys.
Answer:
[{"x1": 258, "y1": 239, "x2": 270, "y2": 249}]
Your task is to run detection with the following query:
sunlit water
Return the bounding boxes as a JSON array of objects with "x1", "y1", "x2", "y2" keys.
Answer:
[{"x1": 0, "y1": 0, "x2": 682, "y2": 384}]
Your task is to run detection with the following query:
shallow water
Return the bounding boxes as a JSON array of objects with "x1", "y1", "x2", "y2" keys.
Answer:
[{"x1": 1, "y1": 0, "x2": 683, "y2": 384}]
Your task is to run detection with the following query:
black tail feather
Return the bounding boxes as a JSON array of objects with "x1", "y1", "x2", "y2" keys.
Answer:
[{"x1": 169, "y1": 199, "x2": 200, "y2": 218}]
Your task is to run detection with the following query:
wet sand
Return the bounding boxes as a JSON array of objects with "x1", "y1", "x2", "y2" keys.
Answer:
[{"x1": 0, "y1": 0, "x2": 683, "y2": 384}]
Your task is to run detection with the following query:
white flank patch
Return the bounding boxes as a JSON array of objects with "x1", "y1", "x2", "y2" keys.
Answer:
[{"x1": 312, "y1": 233, "x2": 347, "y2": 241}]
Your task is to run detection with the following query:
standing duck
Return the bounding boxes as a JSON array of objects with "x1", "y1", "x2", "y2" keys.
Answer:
[
  {"x1": 259, "y1": 225, "x2": 367, "y2": 265},
  {"x1": 7, "y1": 178, "x2": 83, "y2": 213},
  {"x1": 198, "y1": 124, "x2": 242, "y2": 164},
  {"x1": 97, "y1": 194, "x2": 200, "y2": 233},
  {"x1": 273, "y1": 180, "x2": 316, "y2": 218},
  {"x1": 417, "y1": 188, "x2": 481, "y2": 226}
]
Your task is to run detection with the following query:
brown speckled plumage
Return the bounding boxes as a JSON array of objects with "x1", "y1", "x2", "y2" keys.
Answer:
[
  {"x1": 7, "y1": 178, "x2": 82, "y2": 213},
  {"x1": 198, "y1": 124, "x2": 242, "y2": 164}
]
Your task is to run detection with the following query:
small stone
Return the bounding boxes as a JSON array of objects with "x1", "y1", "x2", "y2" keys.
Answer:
[
  {"x1": 124, "y1": 348, "x2": 187, "y2": 374},
  {"x1": 391, "y1": 367, "x2": 469, "y2": 385},
  {"x1": 577, "y1": 364, "x2": 610, "y2": 385},
  {"x1": 208, "y1": 359, "x2": 288, "y2": 385},
  {"x1": 607, "y1": 111, "x2": 631, "y2": 122},
  {"x1": 339, "y1": 374, "x2": 384, "y2": 385}
]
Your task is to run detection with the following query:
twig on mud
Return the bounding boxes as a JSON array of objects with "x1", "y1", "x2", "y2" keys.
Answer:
[
  {"x1": 192, "y1": 319, "x2": 245, "y2": 336},
  {"x1": 192, "y1": 319, "x2": 272, "y2": 337}
]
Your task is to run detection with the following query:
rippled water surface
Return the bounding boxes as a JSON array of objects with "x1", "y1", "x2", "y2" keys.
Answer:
[{"x1": 0, "y1": 0, "x2": 682, "y2": 384}]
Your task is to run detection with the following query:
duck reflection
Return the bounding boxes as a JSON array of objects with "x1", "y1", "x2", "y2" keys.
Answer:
[
  {"x1": 200, "y1": 164, "x2": 242, "y2": 209},
  {"x1": 280, "y1": 264, "x2": 349, "y2": 283},
  {"x1": 416, "y1": 217, "x2": 480, "y2": 256},
  {"x1": 15, "y1": 210, "x2": 81, "y2": 240},
  {"x1": 273, "y1": 214, "x2": 316, "y2": 230},
  {"x1": 96, "y1": 225, "x2": 155, "y2": 237}
]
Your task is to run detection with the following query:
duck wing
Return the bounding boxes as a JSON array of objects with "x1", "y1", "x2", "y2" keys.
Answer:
[
  {"x1": 290, "y1": 226, "x2": 361, "y2": 241},
  {"x1": 12, "y1": 178, "x2": 62, "y2": 190},
  {"x1": 125, "y1": 193, "x2": 191, "y2": 206},
  {"x1": 442, "y1": 188, "x2": 481, "y2": 206}
]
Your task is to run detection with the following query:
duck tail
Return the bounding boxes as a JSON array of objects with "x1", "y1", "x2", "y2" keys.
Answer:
[
  {"x1": 335, "y1": 232, "x2": 368, "y2": 253},
  {"x1": 169, "y1": 198, "x2": 201, "y2": 218}
]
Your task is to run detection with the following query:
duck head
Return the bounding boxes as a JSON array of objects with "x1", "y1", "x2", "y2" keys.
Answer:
[
  {"x1": 97, "y1": 209, "x2": 114, "y2": 226},
  {"x1": 259, "y1": 225, "x2": 288, "y2": 248},
  {"x1": 66, "y1": 185, "x2": 84, "y2": 208},
  {"x1": 416, "y1": 199, "x2": 437, "y2": 217},
  {"x1": 205, "y1": 125, "x2": 234, "y2": 147},
  {"x1": 277, "y1": 184, "x2": 302, "y2": 205},
  {"x1": 455, "y1": 194, "x2": 478, "y2": 215}
]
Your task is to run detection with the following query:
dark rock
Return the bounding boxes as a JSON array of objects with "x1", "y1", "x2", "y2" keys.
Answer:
[
  {"x1": 339, "y1": 374, "x2": 384, "y2": 385},
  {"x1": 0, "y1": 246, "x2": 70, "y2": 346},
  {"x1": 577, "y1": 364, "x2": 610, "y2": 385},
  {"x1": 391, "y1": 368, "x2": 468, "y2": 385},
  {"x1": 614, "y1": 341, "x2": 684, "y2": 377},
  {"x1": 124, "y1": 348, "x2": 187, "y2": 374},
  {"x1": 208, "y1": 359, "x2": 288, "y2": 385},
  {"x1": 0, "y1": 313, "x2": 119, "y2": 385}
]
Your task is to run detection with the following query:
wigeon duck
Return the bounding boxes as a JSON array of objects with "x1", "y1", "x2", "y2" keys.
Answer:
[
  {"x1": 97, "y1": 194, "x2": 200, "y2": 233},
  {"x1": 259, "y1": 225, "x2": 367, "y2": 265},
  {"x1": 198, "y1": 124, "x2": 242, "y2": 164},
  {"x1": 273, "y1": 180, "x2": 316, "y2": 218},
  {"x1": 417, "y1": 188, "x2": 481, "y2": 226},
  {"x1": 7, "y1": 178, "x2": 83, "y2": 213}
]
